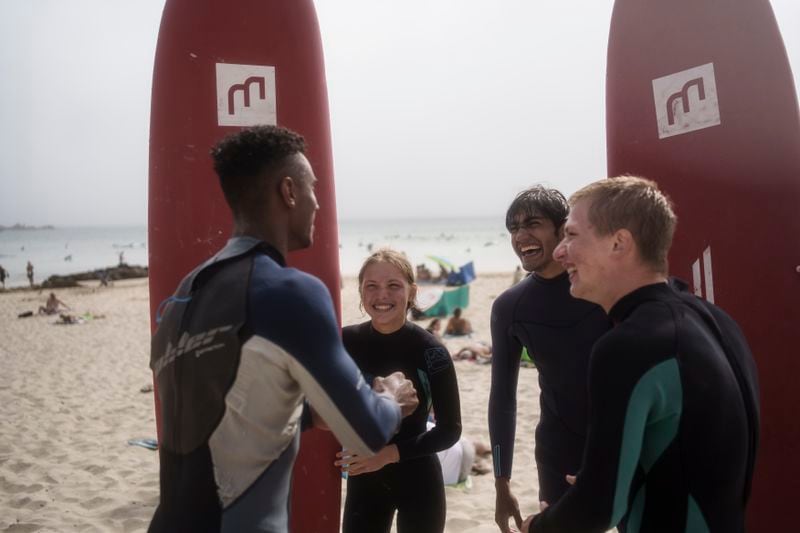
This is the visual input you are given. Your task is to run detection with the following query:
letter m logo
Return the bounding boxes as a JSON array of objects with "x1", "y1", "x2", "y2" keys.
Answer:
[
  {"x1": 652, "y1": 62, "x2": 721, "y2": 139},
  {"x1": 216, "y1": 64, "x2": 277, "y2": 127}
]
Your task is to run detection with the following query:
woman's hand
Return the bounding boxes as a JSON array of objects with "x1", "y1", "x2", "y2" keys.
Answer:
[{"x1": 335, "y1": 444, "x2": 400, "y2": 476}]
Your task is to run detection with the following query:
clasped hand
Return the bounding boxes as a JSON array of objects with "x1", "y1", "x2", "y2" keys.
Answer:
[{"x1": 335, "y1": 444, "x2": 400, "y2": 476}]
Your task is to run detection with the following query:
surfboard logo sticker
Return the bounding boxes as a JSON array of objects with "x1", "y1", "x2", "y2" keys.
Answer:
[
  {"x1": 652, "y1": 63, "x2": 720, "y2": 139},
  {"x1": 691, "y1": 245, "x2": 715, "y2": 303},
  {"x1": 215, "y1": 63, "x2": 277, "y2": 126}
]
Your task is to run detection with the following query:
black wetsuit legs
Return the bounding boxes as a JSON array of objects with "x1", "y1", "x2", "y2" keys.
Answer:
[
  {"x1": 343, "y1": 455, "x2": 445, "y2": 533},
  {"x1": 534, "y1": 418, "x2": 585, "y2": 504}
]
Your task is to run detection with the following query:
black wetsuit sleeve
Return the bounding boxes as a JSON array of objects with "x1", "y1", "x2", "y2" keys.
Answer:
[
  {"x1": 488, "y1": 291, "x2": 523, "y2": 478},
  {"x1": 395, "y1": 348, "x2": 461, "y2": 461},
  {"x1": 529, "y1": 334, "x2": 680, "y2": 532},
  {"x1": 252, "y1": 273, "x2": 402, "y2": 457}
]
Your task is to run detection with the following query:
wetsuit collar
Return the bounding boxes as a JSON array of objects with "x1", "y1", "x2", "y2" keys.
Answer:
[
  {"x1": 368, "y1": 320, "x2": 411, "y2": 338},
  {"x1": 531, "y1": 270, "x2": 569, "y2": 284},
  {"x1": 223, "y1": 236, "x2": 286, "y2": 267},
  {"x1": 608, "y1": 282, "x2": 673, "y2": 324}
]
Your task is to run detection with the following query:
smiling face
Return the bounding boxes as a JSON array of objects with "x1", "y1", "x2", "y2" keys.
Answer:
[
  {"x1": 360, "y1": 261, "x2": 417, "y2": 334},
  {"x1": 553, "y1": 200, "x2": 617, "y2": 309},
  {"x1": 508, "y1": 212, "x2": 564, "y2": 278}
]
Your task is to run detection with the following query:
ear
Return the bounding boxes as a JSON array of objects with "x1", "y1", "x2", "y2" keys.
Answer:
[
  {"x1": 278, "y1": 176, "x2": 297, "y2": 209},
  {"x1": 611, "y1": 229, "x2": 634, "y2": 256},
  {"x1": 409, "y1": 283, "x2": 418, "y2": 307}
]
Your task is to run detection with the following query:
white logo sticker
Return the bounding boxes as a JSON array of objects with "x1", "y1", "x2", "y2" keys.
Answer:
[
  {"x1": 691, "y1": 245, "x2": 715, "y2": 303},
  {"x1": 216, "y1": 63, "x2": 277, "y2": 127},
  {"x1": 652, "y1": 62, "x2": 720, "y2": 139}
]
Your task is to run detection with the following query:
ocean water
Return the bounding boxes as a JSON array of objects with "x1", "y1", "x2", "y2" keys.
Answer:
[
  {"x1": 0, "y1": 226, "x2": 148, "y2": 288},
  {"x1": 0, "y1": 218, "x2": 518, "y2": 288}
]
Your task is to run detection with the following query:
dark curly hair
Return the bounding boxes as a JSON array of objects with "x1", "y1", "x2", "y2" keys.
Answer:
[
  {"x1": 210, "y1": 125, "x2": 307, "y2": 211},
  {"x1": 505, "y1": 185, "x2": 569, "y2": 234}
]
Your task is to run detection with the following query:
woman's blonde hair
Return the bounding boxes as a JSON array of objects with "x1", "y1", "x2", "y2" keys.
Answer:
[{"x1": 358, "y1": 248, "x2": 418, "y2": 311}]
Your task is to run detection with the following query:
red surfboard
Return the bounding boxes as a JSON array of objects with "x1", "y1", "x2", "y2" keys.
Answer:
[
  {"x1": 148, "y1": 1, "x2": 341, "y2": 530},
  {"x1": 606, "y1": 1, "x2": 800, "y2": 530}
]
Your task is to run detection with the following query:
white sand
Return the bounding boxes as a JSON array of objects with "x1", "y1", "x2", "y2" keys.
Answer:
[{"x1": 0, "y1": 273, "x2": 543, "y2": 532}]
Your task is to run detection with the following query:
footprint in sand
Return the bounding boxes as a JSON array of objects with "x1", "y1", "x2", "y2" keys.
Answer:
[
  {"x1": 7, "y1": 461, "x2": 33, "y2": 474},
  {"x1": 0, "y1": 481, "x2": 43, "y2": 495},
  {"x1": 9, "y1": 496, "x2": 47, "y2": 510},
  {"x1": 84, "y1": 465, "x2": 108, "y2": 476},
  {"x1": 80, "y1": 495, "x2": 113, "y2": 510},
  {"x1": 2, "y1": 523, "x2": 43, "y2": 533},
  {"x1": 446, "y1": 517, "x2": 481, "y2": 529}
]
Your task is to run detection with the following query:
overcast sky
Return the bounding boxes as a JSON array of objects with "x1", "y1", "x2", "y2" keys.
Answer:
[{"x1": 1, "y1": 1, "x2": 798, "y2": 226}]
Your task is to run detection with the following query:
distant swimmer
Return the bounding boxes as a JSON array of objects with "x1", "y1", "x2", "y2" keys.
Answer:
[
  {"x1": 524, "y1": 176, "x2": 759, "y2": 532},
  {"x1": 148, "y1": 125, "x2": 419, "y2": 533}
]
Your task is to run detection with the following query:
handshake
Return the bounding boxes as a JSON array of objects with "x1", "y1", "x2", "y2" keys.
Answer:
[{"x1": 372, "y1": 371, "x2": 419, "y2": 418}]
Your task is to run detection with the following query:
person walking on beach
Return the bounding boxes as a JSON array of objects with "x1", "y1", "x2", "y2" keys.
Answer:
[
  {"x1": 489, "y1": 186, "x2": 610, "y2": 532},
  {"x1": 26, "y1": 261, "x2": 34, "y2": 288},
  {"x1": 337, "y1": 248, "x2": 461, "y2": 533},
  {"x1": 148, "y1": 125, "x2": 419, "y2": 533},
  {"x1": 523, "y1": 176, "x2": 759, "y2": 532},
  {"x1": 0, "y1": 265, "x2": 7, "y2": 288}
]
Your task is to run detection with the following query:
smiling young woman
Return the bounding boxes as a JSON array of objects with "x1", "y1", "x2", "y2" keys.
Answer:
[{"x1": 337, "y1": 248, "x2": 462, "y2": 533}]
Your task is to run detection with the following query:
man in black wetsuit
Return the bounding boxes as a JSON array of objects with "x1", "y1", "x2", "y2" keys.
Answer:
[
  {"x1": 489, "y1": 186, "x2": 610, "y2": 532},
  {"x1": 148, "y1": 126, "x2": 419, "y2": 533},
  {"x1": 523, "y1": 176, "x2": 759, "y2": 532}
]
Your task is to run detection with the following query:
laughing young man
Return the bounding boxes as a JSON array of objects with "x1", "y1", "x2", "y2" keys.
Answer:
[
  {"x1": 489, "y1": 186, "x2": 611, "y2": 533},
  {"x1": 523, "y1": 176, "x2": 759, "y2": 532}
]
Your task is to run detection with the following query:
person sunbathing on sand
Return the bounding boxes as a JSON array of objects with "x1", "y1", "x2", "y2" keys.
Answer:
[
  {"x1": 426, "y1": 318, "x2": 442, "y2": 338},
  {"x1": 38, "y1": 292, "x2": 70, "y2": 315},
  {"x1": 452, "y1": 341, "x2": 492, "y2": 363},
  {"x1": 427, "y1": 418, "x2": 493, "y2": 485},
  {"x1": 445, "y1": 307, "x2": 473, "y2": 336}
]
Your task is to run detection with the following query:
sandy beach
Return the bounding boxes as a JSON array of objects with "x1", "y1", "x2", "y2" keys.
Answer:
[{"x1": 0, "y1": 273, "x2": 543, "y2": 532}]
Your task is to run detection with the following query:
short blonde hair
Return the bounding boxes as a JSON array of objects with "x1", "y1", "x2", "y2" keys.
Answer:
[
  {"x1": 570, "y1": 176, "x2": 677, "y2": 273},
  {"x1": 358, "y1": 248, "x2": 418, "y2": 310}
]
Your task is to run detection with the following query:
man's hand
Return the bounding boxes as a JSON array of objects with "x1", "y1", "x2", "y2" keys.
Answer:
[
  {"x1": 522, "y1": 514, "x2": 535, "y2": 532},
  {"x1": 495, "y1": 477, "x2": 524, "y2": 532},
  {"x1": 335, "y1": 445, "x2": 399, "y2": 476},
  {"x1": 373, "y1": 371, "x2": 418, "y2": 418},
  {"x1": 521, "y1": 476, "x2": 571, "y2": 532}
]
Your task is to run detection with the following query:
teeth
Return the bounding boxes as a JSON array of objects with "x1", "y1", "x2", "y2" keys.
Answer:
[
  {"x1": 520, "y1": 245, "x2": 541, "y2": 253},
  {"x1": 373, "y1": 304, "x2": 393, "y2": 311}
]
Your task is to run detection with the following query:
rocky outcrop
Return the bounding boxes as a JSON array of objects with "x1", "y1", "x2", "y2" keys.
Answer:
[{"x1": 40, "y1": 264, "x2": 149, "y2": 289}]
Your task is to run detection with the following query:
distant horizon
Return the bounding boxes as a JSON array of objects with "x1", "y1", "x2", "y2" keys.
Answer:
[{"x1": 0, "y1": 213, "x2": 512, "y2": 228}]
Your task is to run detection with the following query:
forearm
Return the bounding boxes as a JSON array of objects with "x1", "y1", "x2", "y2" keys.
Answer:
[
  {"x1": 397, "y1": 364, "x2": 461, "y2": 460},
  {"x1": 489, "y1": 352, "x2": 520, "y2": 478},
  {"x1": 396, "y1": 422, "x2": 461, "y2": 461}
]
